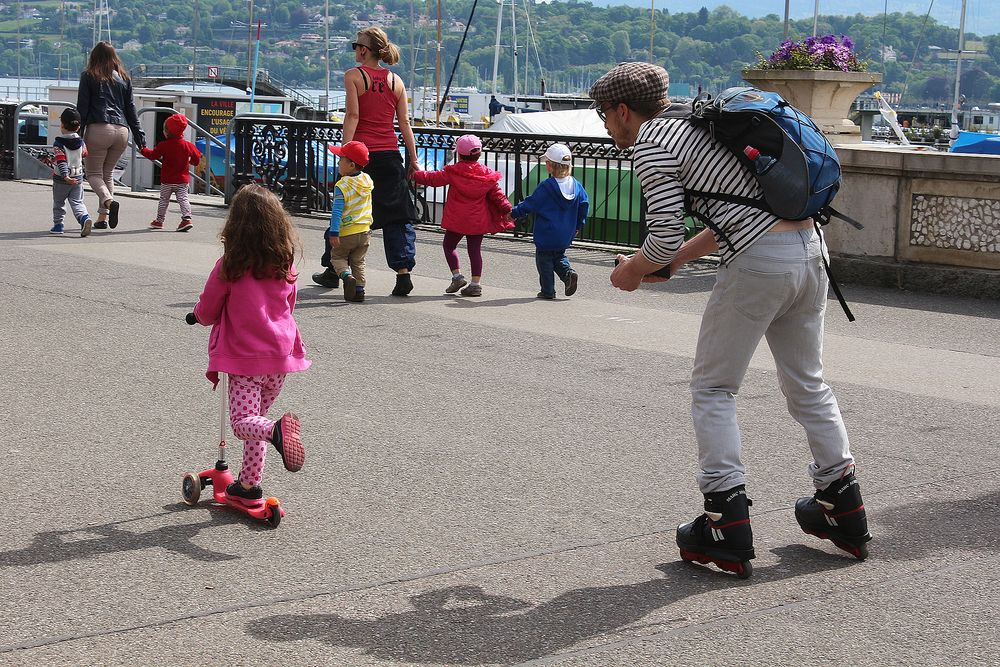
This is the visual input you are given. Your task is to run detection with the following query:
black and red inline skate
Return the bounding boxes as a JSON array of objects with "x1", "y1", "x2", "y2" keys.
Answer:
[
  {"x1": 795, "y1": 472, "x2": 871, "y2": 560},
  {"x1": 677, "y1": 485, "x2": 755, "y2": 579}
]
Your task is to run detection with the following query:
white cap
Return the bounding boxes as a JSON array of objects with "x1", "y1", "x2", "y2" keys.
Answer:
[{"x1": 543, "y1": 143, "x2": 572, "y2": 164}]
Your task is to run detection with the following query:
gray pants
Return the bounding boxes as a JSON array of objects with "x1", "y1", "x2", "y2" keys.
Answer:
[
  {"x1": 690, "y1": 228, "x2": 854, "y2": 494},
  {"x1": 52, "y1": 180, "x2": 90, "y2": 226}
]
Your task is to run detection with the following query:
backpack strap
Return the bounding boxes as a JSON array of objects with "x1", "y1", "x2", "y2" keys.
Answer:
[
  {"x1": 816, "y1": 205, "x2": 864, "y2": 230},
  {"x1": 814, "y1": 219, "x2": 856, "y2": 322}
]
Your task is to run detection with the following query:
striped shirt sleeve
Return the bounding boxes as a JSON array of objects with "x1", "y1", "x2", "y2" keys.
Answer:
[{"x1": 632, "y1": 136, "x2": 686, "y2": 265}]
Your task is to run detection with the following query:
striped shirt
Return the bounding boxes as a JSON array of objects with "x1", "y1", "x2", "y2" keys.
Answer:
[{"x1": 633, "y1": 116, "x2": 781, "y2": 266}]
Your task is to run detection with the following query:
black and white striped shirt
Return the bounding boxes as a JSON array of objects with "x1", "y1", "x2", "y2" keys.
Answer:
[{"x1": 633, "y1": 116, "x2": 781, "y2": 266}]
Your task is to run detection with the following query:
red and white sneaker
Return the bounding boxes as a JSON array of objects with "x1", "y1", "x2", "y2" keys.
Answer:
[
  {"x1": 272, "y1": 412, "x2": 304, "y2": 472},
  {"x1": 177, "y1": 218, "x2": 193, "y2": 232},
  {"x1": 149, "y1": 220, "x2": 164, "y2": 230}
]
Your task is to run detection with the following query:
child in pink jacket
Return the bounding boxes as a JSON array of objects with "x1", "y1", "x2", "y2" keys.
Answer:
[
  {"x1": 191, "y1": 184, "x2": 310, "y2": 503},
  {"x1": 411, "y1": 134, "x2": 512, "y2": 297}
]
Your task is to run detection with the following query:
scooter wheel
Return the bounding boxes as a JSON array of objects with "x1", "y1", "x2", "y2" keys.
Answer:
[
  {"x1": 181, "y1": 473, "x2": 202, "y2": 506},
  {"x1": 265, "y1": 498, "x2": 281, "y2": 529}
]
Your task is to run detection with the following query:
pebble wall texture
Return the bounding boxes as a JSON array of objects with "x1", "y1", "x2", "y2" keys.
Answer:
[{"x1": 910, "y1": 194, "x2": 1000, "y2": 253}]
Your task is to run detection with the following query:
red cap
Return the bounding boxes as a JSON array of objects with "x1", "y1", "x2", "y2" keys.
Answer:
[
  {"x1": 743, "y1": 145, "x2": 760, "y2": 160},
  {"x1": 164, "y1": 113, "x2": 188, "y2": 137},
  {"x1": 331, "y1": 140, "x2": 369, "y2": 167}
]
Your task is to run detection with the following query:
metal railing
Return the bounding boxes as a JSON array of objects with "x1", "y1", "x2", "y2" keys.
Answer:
[
  {"x1": 11, "y1": 99, "x2": 78, "y2": 179},
  {"x1": 228, "y1": 116, "x2": 649, "y2": 247},
  {"x1": 130, "y1": 64, "x2": 316, "y2": 110}
]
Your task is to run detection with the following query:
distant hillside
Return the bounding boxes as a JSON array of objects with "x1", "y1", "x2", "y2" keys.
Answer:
[{"x1": 599, "y1": 0, "x2": 998, "y2": 37}]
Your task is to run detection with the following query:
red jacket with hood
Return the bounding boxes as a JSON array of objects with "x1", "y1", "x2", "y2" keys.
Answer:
[
  {"x1": 412, "y1": 161, "x2": 513, "y2": 235},
  {"x1": 140, "y1": 114, "x2": 202, "y2": 185}
]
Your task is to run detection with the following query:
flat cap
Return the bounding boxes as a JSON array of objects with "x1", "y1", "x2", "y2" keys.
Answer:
[{"x1": 589, "y1": 62, "x2": 669, "y2": 107}]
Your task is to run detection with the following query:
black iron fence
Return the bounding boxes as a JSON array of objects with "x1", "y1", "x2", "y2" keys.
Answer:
[
  {"x1": 229, "y1": 117, "x2": 651, "y2": 247},
  {"x1": 0, "y1": 104, "x2": 15, "y2": 180}
]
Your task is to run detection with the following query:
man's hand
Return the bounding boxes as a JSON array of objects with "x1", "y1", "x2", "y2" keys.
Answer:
[
  {"x1": 610, "y1": 253, "x2": 646, "y2": 292},
  {"x1": 329, "y1": 235, "x2": 341, "y2": 249}
]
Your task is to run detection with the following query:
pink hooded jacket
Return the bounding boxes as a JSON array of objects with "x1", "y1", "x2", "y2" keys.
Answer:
[
  {"x1": 412, "y1": 161, "x2": 513, "y2": 236},
  {"x1": 193, "y1": 258, "x2": 311, "y2": 385}
]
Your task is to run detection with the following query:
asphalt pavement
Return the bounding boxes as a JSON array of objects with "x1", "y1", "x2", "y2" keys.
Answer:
[{"x1": 2, "y1": 179, "x2": 999, "y2": 666}]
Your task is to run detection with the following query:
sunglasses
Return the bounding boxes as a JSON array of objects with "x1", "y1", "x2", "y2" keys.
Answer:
[
  {"x1": 595, "y1": 102, "x2": 619, "y2": 122},
  {"x1": 351, "y1": 42, "x2": 366, "y2": 51}
]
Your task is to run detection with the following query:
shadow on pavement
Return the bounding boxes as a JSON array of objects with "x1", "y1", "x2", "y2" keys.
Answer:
[
  {"x1": 246, "y1": 547, "x2": 853, "y2": 664},
  {"x1": 0, "y1": 504, "x2": 255, "y2": 566}
]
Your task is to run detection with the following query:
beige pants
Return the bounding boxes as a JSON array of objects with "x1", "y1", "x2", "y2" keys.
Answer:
[
  {"x1": 330, "y1": 231, "x2": 370, "y2": 286},
  {"x1": 83, "y1": 123, "x2": 129, "y2": 214}
]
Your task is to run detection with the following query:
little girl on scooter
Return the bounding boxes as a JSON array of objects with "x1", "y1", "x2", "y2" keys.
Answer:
[{"x1": 191, "y1": 184, "x2": 310, "y2": 502}]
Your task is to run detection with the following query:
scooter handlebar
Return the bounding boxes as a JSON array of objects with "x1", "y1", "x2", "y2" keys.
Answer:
[{"x1": 185, "y1": 312, "x2": 198, "y2": 325}]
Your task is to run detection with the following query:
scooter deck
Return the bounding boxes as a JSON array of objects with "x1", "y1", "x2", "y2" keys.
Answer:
[{"x1": 198, "y1": 467, "x2": 285, "y2": 521}]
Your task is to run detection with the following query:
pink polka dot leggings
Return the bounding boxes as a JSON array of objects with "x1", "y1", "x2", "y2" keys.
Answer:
[{"x1": 228, "y1": 373, "x2": 286, "y2": 487}]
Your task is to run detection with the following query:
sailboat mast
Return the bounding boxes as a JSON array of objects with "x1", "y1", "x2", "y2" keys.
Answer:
[
  {"x1": 510, "y1": 0, "x2": 517, "y2": 103},
  {"x1": 491, "y1": 0, "x2": 503, "y2": 94},
  {"x1": 950, "y1": 0, "x2": 967, "y2": 139},
  {"x1": 435, "y1": 0, "x2": 441, "y2": 124}
]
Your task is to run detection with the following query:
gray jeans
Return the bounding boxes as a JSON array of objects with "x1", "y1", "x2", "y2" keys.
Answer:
[
  {"x1": 52, "y1": 180, "x2": 90, "y2": 226},
  {"x1": 690, "y1": 228, "x2": 854, "y2": 494}
]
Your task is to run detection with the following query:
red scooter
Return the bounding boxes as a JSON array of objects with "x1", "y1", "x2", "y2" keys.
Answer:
[{"x1": 181, "y1": 313, "x2": 284, "y2": 527}]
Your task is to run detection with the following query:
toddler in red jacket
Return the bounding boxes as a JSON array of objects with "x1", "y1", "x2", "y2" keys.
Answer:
[
  {"x1": 411, "y1": 134, "x2": 512, "y2": 297},
  {"x1": 140, "y1": 113, "x2": 202, "y2": 232}
]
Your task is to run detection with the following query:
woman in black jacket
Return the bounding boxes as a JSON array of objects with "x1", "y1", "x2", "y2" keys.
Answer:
[{"x1": 76, "y1": 42, "x2": 145, "y2": 230}]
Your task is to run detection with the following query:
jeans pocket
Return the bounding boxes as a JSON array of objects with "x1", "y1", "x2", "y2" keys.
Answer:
[
  {"x1": 812, "y1": 260, "x2": 828, "y2": 312},
  {"x1": 731, "y1": 267, "x2": 791, "y2": 322}
]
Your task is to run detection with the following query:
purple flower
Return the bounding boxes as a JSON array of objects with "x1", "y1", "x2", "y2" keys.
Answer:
[{"x1": 755, "y1": 33, "x2": 868, "y2": 72}]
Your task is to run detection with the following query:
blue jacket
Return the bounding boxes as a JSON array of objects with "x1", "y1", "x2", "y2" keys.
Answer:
[{"x1": 511, "y1": 177, "x2": 589, "y2": 251}]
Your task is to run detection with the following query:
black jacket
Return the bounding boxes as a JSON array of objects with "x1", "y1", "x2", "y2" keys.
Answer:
[{"x1": 76, "y1": 70, "x2": 146, "y2": 149}]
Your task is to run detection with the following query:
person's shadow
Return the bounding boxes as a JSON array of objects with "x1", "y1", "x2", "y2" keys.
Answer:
[
  {"x1": 0, "y1": 504, "x2": 243, "y2": 567},
  {"x1": 246, "y1": 545, "x2": 851, "y2": 664}
]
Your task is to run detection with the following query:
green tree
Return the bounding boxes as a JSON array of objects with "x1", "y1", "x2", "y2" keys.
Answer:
[{"x1": 610, "y1": 30, "x2": 630, "y2": 62}]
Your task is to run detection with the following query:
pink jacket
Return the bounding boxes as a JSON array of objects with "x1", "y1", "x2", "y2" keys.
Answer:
[
  {"x1": 413, "y1": 161, "x2": 513, "y2": 236},
  {"x1": 193, "y1": 258, "x2": 310, "y2": 385}
]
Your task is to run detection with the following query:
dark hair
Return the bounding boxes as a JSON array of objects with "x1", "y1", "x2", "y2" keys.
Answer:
[
  {"x1": 84, "y1": 41, "x2": 129, "y2": 82},
  {"x1": 219, "y1": 185, "x2": 300, "y2": 283},
  {"x1": 625, "y1": 98, "x2": 669, "y2": 117},
  {"x1": 60, "y1": 107, "x2": 81, "y2": 130},
  {"x1": 459, "y1": 152, "x2": 480, "y2": 162}
]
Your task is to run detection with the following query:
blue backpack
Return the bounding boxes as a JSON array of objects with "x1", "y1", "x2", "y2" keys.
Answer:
[{"x1": 662, "y1": 87, "x2": 863, "y2": 320}]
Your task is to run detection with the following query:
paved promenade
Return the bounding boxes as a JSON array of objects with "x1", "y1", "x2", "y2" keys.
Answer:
[{"x1": 2, "y1": 179, "x2": 999, "y2": 666}]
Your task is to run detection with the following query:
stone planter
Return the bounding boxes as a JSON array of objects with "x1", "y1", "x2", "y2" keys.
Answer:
[{"x1": 741, "y1": 69, "x2": 882, "y2": 145}]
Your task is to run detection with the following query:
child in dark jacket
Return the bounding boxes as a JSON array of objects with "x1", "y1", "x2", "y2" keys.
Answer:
[
  {"x1": 50, "y1": 107, "x2": 93, "y2": 237},
  {"x1": 411, "y1": 134, "x2": 512, "y2": 297},
  {"x1": 140, "y1": 113, "x2": 202, "y2": 232},
  {"x1": 510, "y1": 143, "x2": 589, "y2": 299}
]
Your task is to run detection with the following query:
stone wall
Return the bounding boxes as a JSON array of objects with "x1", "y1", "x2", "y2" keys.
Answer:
[{"x1": 823, "y1": 145, "x2": 1000, "y2": 296}]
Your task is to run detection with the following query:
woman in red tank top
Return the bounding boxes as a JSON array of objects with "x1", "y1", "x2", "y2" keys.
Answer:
[{"x1": 337, "y1": 27, "x2": 420, "y2": 297}]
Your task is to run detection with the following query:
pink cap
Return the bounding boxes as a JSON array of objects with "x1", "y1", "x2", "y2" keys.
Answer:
[{"x1": 455, "y1": 134, "x2": 482, "y2": 157}]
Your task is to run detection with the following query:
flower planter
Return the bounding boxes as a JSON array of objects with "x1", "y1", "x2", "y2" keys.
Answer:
[{"x1": 741, "y1": 69, "x2": 882, "y2": 144}]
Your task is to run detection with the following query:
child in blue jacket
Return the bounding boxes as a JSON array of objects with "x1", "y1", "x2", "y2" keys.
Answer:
[{"x1": 510, "y1": 143, "x2": 589, "y2": 299}]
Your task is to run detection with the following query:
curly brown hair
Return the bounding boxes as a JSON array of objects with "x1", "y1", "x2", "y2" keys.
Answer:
[{"x1": 219, "y1": 185, "x2": 299, "y2": 283}]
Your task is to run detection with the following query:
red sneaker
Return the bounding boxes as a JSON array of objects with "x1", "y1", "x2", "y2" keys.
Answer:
[
  {"x1": 177, "y1": 218, "x2": 193, "y2": 232},
  {"x1": 149, "y1": 220, "x2": 163, "y2": 230}
]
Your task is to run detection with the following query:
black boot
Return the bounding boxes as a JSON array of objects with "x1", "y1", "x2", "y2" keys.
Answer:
[
  {"x1": 391, "y1": 272, "x2": 413, "y2": 296},
  {"x1": 795, "y1": 472, "x2": 871, "y2": 560},
  {"x1": 312, "y1": 268, "x2": 340, "y2": 288},
  {"x1": 677, "y1": 485, "x2": 755, "y2": 579}
]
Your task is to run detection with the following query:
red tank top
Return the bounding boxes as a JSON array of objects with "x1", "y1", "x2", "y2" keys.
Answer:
[{"x1": 352, "y1": 66, "x2": 399, "y2": 152}]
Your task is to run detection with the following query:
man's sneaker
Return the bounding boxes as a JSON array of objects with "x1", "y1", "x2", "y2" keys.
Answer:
[
  {"x1": 49, "y1": 223, "x2": 65, "y2": 236},
  {"x1": 677, "y1": 485, "x2": 755, "y2": 579},
  {"x1": 564, "y1": 271, "x2": 579, "y2": 297},
  {"x1": 795, "y1": 472, "x2": 872, "y2": 560},
  {"x1": 460, "y1": 283, "x2": 482, "y2": 297},
  {"x1": 392, "y1": 273, "x2": 414, "y2": 296},
  {"x1": 149, "y1": 220, "x2": 164, "y2": 230},
  {"x1": 226, "y1": 480, "x2": 264, "y2": 504},
  {"x1": 80, "y1": 219, "x2": 93, "y2": 238},
  {"x1": 342, "y1": 274, "x2": 358, "y2": 302},
  {"x1": 312, "y1": 268, "x2": 340, "y2": 288},
  {"x1": 177, "y1": 218, "x2": 193, "y2": 232},
  {"x1": 94, "y1": 220, "x2": 108, "y2": 229},
  {"x1": 446, "y1": 275, "x2": 468, "y2": 293},
  {"x1": 107, "y1": 199, "x2": 120, "y2": 229},
  {"x1": 536, "y1": 291, "x2": 556, "y2": 300},
  {"x1": 271, "y1": 412, "x2": 305, "y2": 472}
]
